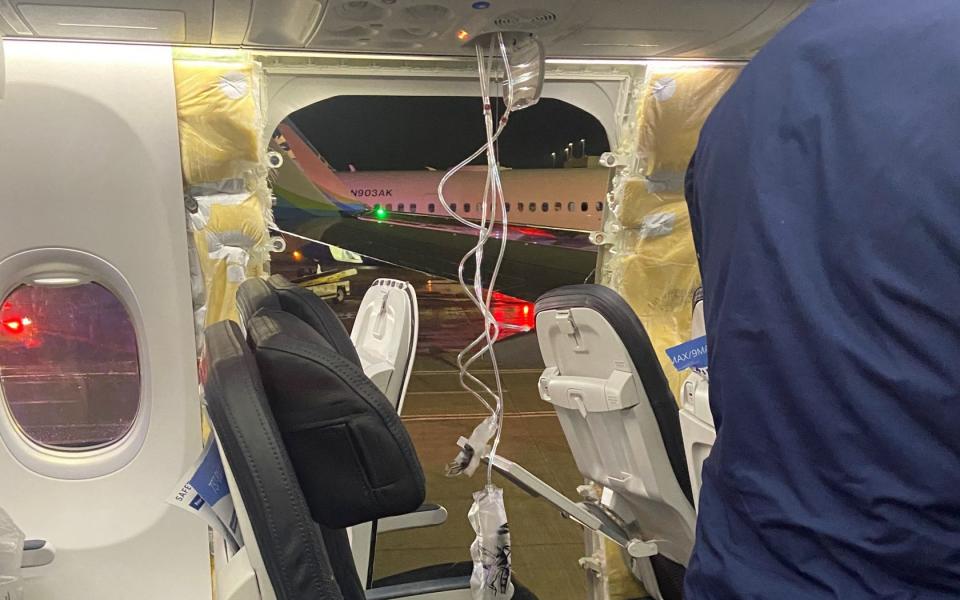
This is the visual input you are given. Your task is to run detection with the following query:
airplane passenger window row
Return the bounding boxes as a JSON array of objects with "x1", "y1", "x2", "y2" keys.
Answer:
[{"x1": 382, "y1": 201, "x2": 602, "y2": 215}]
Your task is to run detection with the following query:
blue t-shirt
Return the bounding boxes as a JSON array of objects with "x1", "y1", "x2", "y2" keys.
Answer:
[{"x1": 684, "y1": 1, "x2": 960, "y2": 597}]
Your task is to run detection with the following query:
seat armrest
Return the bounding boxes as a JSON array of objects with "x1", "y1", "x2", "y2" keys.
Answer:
[
  {"x1": 378, "y1": 503, "x2": 448, "y2": 534},
  {"x1": 460, "y1": 440, "x2": 660, "y2": 558},
  {"x1": 457, "y1": 437, "x2": 605, "y2": 531},
  {"x1": 365, "y1": 576, "x2": 471, "y2": 600}
]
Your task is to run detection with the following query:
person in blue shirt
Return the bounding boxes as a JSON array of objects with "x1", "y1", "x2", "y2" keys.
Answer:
[{"x1": 684, "y1": 1, "x2": 960, "y2": 597}]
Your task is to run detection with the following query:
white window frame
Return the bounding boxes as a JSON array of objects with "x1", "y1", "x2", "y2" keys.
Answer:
[{"x1": 0, "y1": 248, "x2": 149, "y2": 480}]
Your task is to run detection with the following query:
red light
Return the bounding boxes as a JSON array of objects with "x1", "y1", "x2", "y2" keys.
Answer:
[
  {"x1": 2, "y1": 318, "x2": 24, "y2": 334},
  {"x1": 514, "y1": 226, "x2": 555, "y2": 240},
  {"x1": 488, "y1": 291, "x2": 536, "y2": 340}
]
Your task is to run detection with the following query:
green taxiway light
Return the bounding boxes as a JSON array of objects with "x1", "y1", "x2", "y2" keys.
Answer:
[{"x1": 373, "y1": 206, "x2": 389, "y2": 220}]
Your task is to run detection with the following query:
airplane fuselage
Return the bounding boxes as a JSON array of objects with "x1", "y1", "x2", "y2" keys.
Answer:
[{"x1": 336, "y1": 167, "x2": 610, "y2": 232}]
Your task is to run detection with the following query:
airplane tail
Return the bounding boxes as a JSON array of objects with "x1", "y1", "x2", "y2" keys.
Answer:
[{"x1": 274, "y1": 120, "x2": 366, "y2": 213}]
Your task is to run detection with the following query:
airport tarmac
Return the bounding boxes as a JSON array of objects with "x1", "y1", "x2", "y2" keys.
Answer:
[{"x1": 329, "y1": 264, "x2": 594, "y2": 599}]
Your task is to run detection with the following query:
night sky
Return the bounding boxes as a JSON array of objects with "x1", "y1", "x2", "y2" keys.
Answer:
[{"x1": 289, "y1": 96, "x2": 610, "y2": 171}]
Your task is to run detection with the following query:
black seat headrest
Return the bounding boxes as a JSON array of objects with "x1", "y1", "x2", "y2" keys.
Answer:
[
  {"x1": 535, "y1": 284, "x2": 693, "y2": 504},
  {"x1": 247, "y1": 308, "x2": 425, "y2": 528},
  {"x1": 266, "y1": 274, "x2": 362, "y2": 367},
  {"x1": 201, "y1": 320, "x2": 344, "y2": 599},
  {"x1": 237, "y1": 277, "x2": 280, "y2": 329}
]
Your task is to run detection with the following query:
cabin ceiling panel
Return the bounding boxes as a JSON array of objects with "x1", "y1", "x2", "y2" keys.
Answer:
[
  {"x1": 0, "y1": 0, "x2": 810, "y2": 59},
  {"x1": 1, "y1": 0, "x2": 213, "y2": 42}
]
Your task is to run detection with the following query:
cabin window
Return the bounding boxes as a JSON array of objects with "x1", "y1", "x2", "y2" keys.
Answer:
[
  {"x1": 541, "y1": 202, "x2": 549, "y2": 212},
  {"x1": 581, "y1": 202, "x2": 589, "y2": 212},
  {"x1": 464, "y1": 203, "x2": 471, "y2": 213},
  {"x1": 517, "y1": 203, "x2": 524, "y2": 212},
  {"x1": 596, "y1": 201, "x2": 604, "y2": 212},
  {"x1": 398, "y1": 203, "x2": 405, "y2": 212},
  {"x1": 409, "y1": 204, "x2": 417, "y2": 213},
  {"x1": 554, "y1": 202, "x2": 562, "y2": 212},
  {"x1": 528, "y1": 202, "x2": 536, "y2": 213},
  {"x1": 0, "y1": 283, "x2": 141, "y2": 451},
  {"x1": 505, "y1": 203, "x2": 511, "y2": 213},
  {"x1": 450, "y1": 203, "x2": 457, "y2": 212},
  {"x1": 567, "y1": 202, "x2": 575, "y2": 212},
  {"x1": 386, "y1": 204, "x2": 393, "y2": 211},
  {"x1": 428, "y1": 204, "x2": 436, "y2": 213}
]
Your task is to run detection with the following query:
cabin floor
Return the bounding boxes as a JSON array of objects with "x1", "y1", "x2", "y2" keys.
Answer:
[{"x1": 329, "y1": 265, "x2": 594, "y2": 600}]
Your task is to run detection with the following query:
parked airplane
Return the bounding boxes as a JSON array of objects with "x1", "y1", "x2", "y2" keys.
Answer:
[
  {"x1": 270, "y1": 121, "x2": 610, "y2": 299},
  {"x1": 344, "y1": 166, "x2": 608, "y2": 229},
  {"x1": 285, "y1": 123, "x2": 609, "y2": 231}
]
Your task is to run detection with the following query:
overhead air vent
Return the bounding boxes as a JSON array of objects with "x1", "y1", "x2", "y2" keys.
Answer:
[
  {"x1": 402, "y1": 4, "x2": 452, "y2": 24},
  {"x1": 335, "y1": 0, "x2": 387, "y2": 22},
  {"x1": 493, "y1": 9, "x2": 557, "y2": 30},
  {"x1": 245, "y1": 0, "x2": 325, "y2": 46}
]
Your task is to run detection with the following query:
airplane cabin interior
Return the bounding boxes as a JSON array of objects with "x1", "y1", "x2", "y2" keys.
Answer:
[{"x1": 5, "y1": 1, "x2": 938, "y2": 599}]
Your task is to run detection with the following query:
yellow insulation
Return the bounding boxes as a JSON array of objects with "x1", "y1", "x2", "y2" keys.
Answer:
[
  {"x1": 174, "y1": 60, "x2": 262, "y2": 187},
  {"x1": 604, "y1": 66, "x2": 740, "y2": 401},
  {"x1": 612, "y1": 201, "x2": 701, "y2": 396},
  {"x1": 195, "y1": 237, "x2": 266, "y2": 326},
  {"x1": 204, "y1": 194, "x2": 270, "y2": 249},
  {"x1": 605, "y1": 539, "x2": 649, "y2": 600},
  {"x1": 636, "y1": 67, "x2": 740, "y2": 183},
  {"x1": 173, "y1": 54, "x2": 271, "y2": 329},
  {"x1": 196, "y1": 194, "x2": 269, "y2": 326},
  {"x1": 614, "y1": 178, "x2": 684, "y2": 229}
]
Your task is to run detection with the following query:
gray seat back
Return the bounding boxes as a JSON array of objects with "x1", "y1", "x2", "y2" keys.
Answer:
[
  {"x1": 535, "y1": 284, "x2": 697, "y2": 568},
  {"x1": 350, "y1": 279, "x2": 418, "y2": 413}
]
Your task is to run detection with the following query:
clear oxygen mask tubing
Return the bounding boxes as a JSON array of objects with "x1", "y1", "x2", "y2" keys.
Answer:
[{"x1": 439, "y1": 32, "x2": 544, "y2": 600}]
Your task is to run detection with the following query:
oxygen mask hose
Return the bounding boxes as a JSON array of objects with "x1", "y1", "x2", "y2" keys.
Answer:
[
  {"x1": 438, "y1": 32, "x2": 542, "y2": 600},
  {"x1": 441, "y1": 35, "x2": 513, "y2": 483}
]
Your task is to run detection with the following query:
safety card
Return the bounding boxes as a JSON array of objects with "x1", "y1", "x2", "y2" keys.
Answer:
[{"x1": 168, "y1": 437, "x2": 243, "y2": 553}]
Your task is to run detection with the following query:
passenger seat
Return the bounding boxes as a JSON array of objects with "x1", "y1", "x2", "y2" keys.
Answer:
[
  {"x1": 350, "y1": 278, "x2": 418, "y2": 414},
  {"x1": 678, "y1": 288, "x2": 715, "y2": 511},
  {"x1": 235, "y1": 275, "x2": 445, "y2": 588},
  {"x1": 211, "y1": 287, "x2": 537, "y2": 599},
  {"x1": 534, "y1": 284, "x2": 697, "y2": 600}
]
